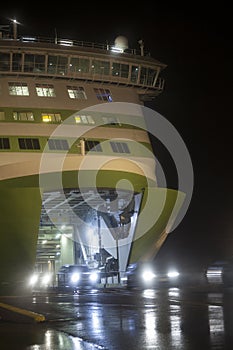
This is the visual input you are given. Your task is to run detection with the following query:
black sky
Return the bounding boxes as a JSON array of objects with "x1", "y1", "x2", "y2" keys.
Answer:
[{"x1": 1, "y1": 6, "x2": 232, "y2": 270}]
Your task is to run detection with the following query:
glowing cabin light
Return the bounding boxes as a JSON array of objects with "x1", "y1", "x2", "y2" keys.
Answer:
[
  {"x1": 58, "y1": 39, "x2": 73, "y2": 46},
  {"x1": 111, "y1": 47, "x2": 123, "y2": 53},
  {"x1": 21, "y1": 36, "x2": 37, "y2": 42},
  {"x1": 42, "y1": 115, "x2": 52, "y2": 123}
]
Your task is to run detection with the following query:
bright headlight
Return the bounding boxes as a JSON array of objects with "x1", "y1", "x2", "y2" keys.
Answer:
[
  {"x1": 90, "y1": 272, "x2": 99, "y2": 282},
  {"x1": 29, "y1": 273, "x2": 38, "y2": 286},
  {"x1": 142, "y1": 269, "x2": 156, "y2": 282},
  {"x1": 42, "y1": 273, "x2": 51, "y2": 285},
  {"x1": 167, "y1": 270, "x2": 180, "y2": 278},
  {"x1": 71, "y1": 273, "x2": 80, "y2": 283}
]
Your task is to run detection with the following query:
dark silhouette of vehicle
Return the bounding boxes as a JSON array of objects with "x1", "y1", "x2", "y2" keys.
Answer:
[
  {"x1": 125, "y1": 262, "x2": 157, "y2": 289},
  {"x1": 125, "y1": 262, "x2": 180, "y2": 289},
  {"x1": 57, "y1": 264, "x2": 100, "y2": 290}
]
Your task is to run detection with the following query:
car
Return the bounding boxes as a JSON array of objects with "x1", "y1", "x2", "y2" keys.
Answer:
[
  {"x1": 206, "y1": 258, "x2": 233, "y2": 286},
  {"x1": 125, "y1": 262, "x2": 180, "y2": 289},
  {"x1": 57, "y1": 264, "x2": 101, "y2": 290},
  {"x1": 125, "y1": 262, "x2": 157, "y2": 289},
  {"x1": 28, "y1": 271, "x2": 53, "y2": 290}
]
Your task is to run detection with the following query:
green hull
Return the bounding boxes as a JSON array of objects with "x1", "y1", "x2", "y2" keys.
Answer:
[
  {"x1": 0, "y1": 188, "x2": 42, "y2": 295},
  {"x1": 129, "y1": 187, "x2": 185, "y2": 263}
]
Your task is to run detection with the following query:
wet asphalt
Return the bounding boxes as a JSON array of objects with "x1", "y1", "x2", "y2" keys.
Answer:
[{"x1": 1, "y1": 284, "x2": 233, "y2": 350}]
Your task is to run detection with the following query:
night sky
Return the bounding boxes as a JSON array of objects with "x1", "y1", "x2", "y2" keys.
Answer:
[{"x1": 1, "y1": 6, "x2": 232, "y2": 271}]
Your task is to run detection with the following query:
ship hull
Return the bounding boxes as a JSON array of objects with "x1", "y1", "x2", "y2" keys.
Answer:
[{"x1": 0, "y1": 33, "x2": 187, "y2": 295}]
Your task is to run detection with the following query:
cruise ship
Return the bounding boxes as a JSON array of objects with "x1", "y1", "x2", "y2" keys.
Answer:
[{"x1": 0, "y1": 23, "x2": 185, "y2": 294}]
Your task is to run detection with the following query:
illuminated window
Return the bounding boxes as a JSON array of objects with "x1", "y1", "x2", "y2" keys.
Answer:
[
  {"x1": 13, "y1": 111, "x2": 34, "y2": 121},
  {"x1": 0, "y1": 138, "x2": 10, "y2": 149},
  {"x1": 47, "y1": 139, "x2": 69, "y2": 150},
  {"x1": 67, "y1": 86, "x2": 87, "y2": 99},
  {"x1": 42, "y1": 113, "x2": 61, "y2": 123},
  {"x1": 18, "y1": 138, "x2": 40, "y2": 150},
  {"x1": 110, "y1": 141, "x2": 130, "y2": 153},
  {"x1": 85, "y1": 140, "x2": 102, "y2": 152},
  {"x1": 94, "y1": 88, "x2": 113, "y2": 102},
  {"x1": 36, "y1": 84, "x2": 56, "y2": 97},
  {"x1": 8, "y1": 82, "x2": 29, "y2": 96},
  {"x1": 74, "y1": 114, "x2": 95, "y2": 124}
]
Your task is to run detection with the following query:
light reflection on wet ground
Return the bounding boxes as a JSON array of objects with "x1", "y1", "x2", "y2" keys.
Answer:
[{"x1": 1, "y1": 286, "x2": 233, "y2": 349}]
